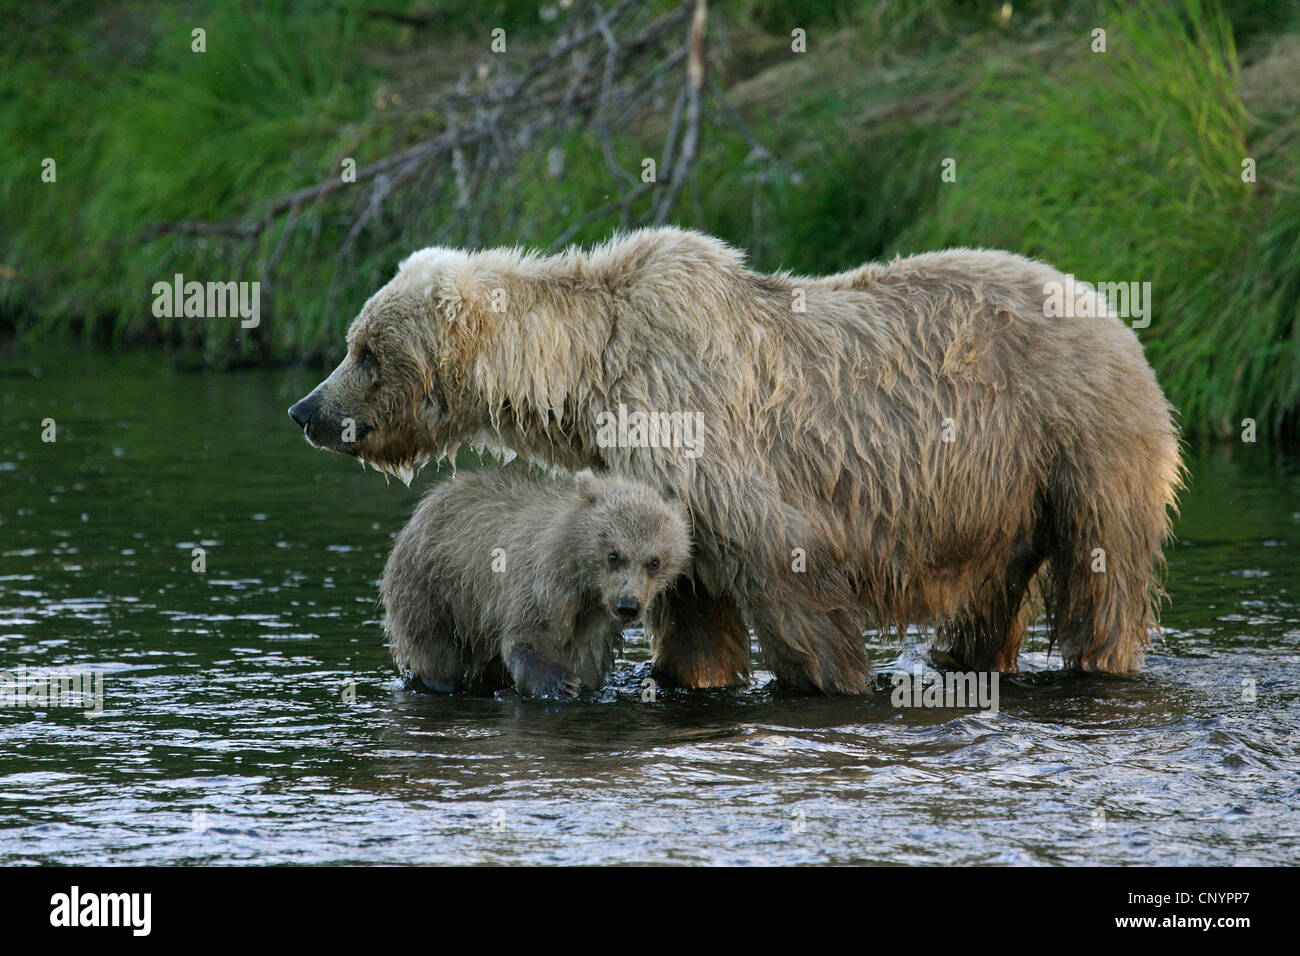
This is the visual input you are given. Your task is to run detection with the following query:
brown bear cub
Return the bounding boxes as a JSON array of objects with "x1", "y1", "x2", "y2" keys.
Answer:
[{"x1": 381, "y1": 468, "x2": 691, "y2": 699}]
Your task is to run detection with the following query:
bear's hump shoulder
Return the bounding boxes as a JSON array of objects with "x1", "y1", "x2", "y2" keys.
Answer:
[{"x1": 586, "y1": 227, "x2": 747, "y2": 279}]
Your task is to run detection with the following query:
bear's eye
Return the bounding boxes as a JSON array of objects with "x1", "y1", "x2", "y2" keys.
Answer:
[
  {"x1": 608, "y1": 551, "x2": 621, "y2": 565},
  {"x1": 646, "y1": 557, "x2": 661, "y2": 572},
  {"x1": 357, "y1": 345, "x2": 378, "y2": 368}
]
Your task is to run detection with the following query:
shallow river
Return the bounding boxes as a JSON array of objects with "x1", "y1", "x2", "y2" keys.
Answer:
[{"x1": 1, "y1": 350, "x2": 1297, "y2": 865}]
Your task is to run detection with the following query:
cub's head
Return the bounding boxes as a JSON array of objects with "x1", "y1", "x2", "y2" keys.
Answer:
[
  {"x1": 570, "y1": 469, "x2": 691, "y2": 625},
  {"x1": 287, "y1": 248, "x2": 490, "y2": 483}
]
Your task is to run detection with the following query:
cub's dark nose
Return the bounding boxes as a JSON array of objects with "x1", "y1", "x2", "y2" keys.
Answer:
[
  {"x1": 616, "y1": 597, "x2": 640, "y2": 621},
  {"x1": 288, "y1": 394, "x2": 317, "y2": 430}
]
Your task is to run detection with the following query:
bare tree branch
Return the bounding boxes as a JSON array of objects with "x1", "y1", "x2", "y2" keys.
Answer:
[
  {"x1": 142, "y1": 0, "x2": 770, "y2": 271},
  {"x1": 654, "y1": 0, "x2": 707, "y2": 225}
]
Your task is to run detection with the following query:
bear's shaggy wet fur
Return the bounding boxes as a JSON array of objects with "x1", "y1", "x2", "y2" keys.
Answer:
[
  {"x1": 381, "y1": 468, "x2": 690, "y2": 698},
  {"x1": 292, "y1": 227, "x2": 1183, "y2": 694}
]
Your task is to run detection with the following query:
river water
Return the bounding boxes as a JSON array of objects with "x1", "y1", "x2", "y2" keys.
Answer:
[{"x1": 1, "y1": 349, "x2": 1297, "y2": 865}]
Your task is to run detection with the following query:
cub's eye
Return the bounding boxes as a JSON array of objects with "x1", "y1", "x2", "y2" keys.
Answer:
[
  {"x1": 608, "y1": 551, "x2": 621, "y2": 565},
  {"x1": 357, "y1": 346, "x2": 378, "y2": 367},
  {"x1": 647, "y1": 557, "x2": 661, "y2": 572}
]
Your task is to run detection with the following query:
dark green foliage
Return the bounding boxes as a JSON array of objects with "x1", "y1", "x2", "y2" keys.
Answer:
[{"x1": 1, "y1": 0, "x2": 1295, "y2": 434}]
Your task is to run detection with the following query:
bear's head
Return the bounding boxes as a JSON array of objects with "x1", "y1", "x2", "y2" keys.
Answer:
[
  {"x1": 569, "y1": 469, "x2": 691, "y2": 626},
  {"x1": 287, "y1": 249, "x2": 482, "y2": 483},
  {"x1": 288, "y1": 246, "x2": 598, "y2": 483}
]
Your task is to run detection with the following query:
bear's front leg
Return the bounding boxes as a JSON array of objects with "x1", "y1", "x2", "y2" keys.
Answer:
[
  {"x1": 502, "y1": 634, "x2": 581, "y2": 700},
  {"x1": 702, "y1": 474, "x2": 871, "y2": 694},
  {"x1": 745, "y1": 580, "x2": 872, "y2": 695},
  {"x1": 647, "y1": 575, "x2": 751, "y2": 689}
]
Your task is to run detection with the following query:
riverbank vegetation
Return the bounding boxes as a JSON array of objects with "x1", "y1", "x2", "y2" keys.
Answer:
[{"x1": 2, "y1": 0, "x2": 1297, "y2": 435}]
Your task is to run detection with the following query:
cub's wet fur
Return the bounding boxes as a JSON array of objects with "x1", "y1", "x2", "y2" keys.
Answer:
[{"x1": 382, "y1": 468, "x2": 690, "y2": 698}]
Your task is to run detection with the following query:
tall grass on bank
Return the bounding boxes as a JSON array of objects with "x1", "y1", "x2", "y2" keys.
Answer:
[
  {"x1": 0, "y1": 0, "x2": 1296, "y2": 435},
  {"x1": 0, "y1": 2, "x2": 386, "y2": 364},
  {"x1": 897, "y1": 0, "x2": 1295, "y2": 436}
]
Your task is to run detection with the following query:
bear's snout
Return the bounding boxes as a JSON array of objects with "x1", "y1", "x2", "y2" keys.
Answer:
[
  {"x1": 288, "y1": 390, "x2": 362, "y2": 453},
  {"x1": 615, "y1": 597, "x2": 641, "y2": 621},
  {"x1": 288, "y1": 393, "x2": 318, "y2": 430}
]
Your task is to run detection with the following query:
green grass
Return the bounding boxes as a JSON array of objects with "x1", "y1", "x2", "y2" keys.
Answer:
[
  {"x1": 1, "y1": 2, "x2": 377, "y2": 357},
  {"x1": 1, "y1": 0, "x2": 1297, "y2": 434},
  {"x1": 892, "y1": 0, "x2": 1296, "y2": 436}
]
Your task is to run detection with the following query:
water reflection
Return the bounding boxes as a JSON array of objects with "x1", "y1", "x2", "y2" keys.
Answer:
[{"x1": 0, "y1": 350, "x2": 1296, "y2": 864}]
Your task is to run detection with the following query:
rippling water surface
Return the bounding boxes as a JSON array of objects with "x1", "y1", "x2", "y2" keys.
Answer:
[{"x1": 1, "y1": 350, "x2": 1297, "y2": 865}]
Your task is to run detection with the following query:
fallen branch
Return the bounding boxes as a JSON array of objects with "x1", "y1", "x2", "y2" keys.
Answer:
[{"x1": 141, "y1": 0, "x2": 774, "y2": 285}]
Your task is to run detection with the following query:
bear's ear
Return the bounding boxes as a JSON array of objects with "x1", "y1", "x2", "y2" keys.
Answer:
[
  {"x1": 432, "y1": 258, "x2": 491, "y2": 344},
  {"x1": 574, "y1": 469, "x2": 602, "y2": 504}
]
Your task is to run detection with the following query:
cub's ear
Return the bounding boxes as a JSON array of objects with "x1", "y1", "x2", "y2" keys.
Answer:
[{"x1": 574, "y1": 469, "x2": 602, "y2": 504}]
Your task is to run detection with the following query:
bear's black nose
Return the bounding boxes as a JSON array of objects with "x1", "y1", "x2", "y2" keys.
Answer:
[
  {"x1": 288, "y1": 395, "x2": 315, "y2": 429},
  {"x1": 616, "y1": 597, "x2": 640, "y2": 621}
]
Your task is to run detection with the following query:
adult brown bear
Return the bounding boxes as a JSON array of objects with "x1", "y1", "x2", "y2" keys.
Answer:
[{"x1": 289, "y1": 228, "x2": 1183, "y2": 694}]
